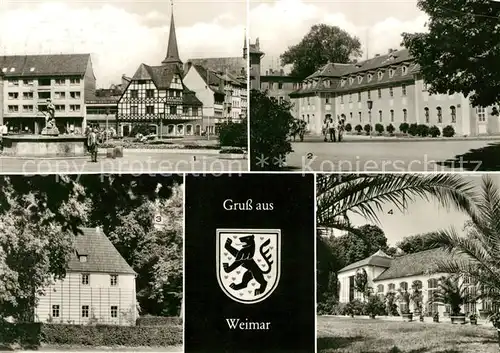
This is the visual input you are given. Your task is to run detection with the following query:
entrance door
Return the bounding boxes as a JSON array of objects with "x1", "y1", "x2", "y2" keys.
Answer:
[{"x1": 123, "y1": 125, "x2": 130, "y2": 137}]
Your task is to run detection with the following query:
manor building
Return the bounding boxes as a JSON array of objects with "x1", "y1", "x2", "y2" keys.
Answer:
[
  {"x1": 117, "y1": 8, "x2": 203, "y2": 137},
  {"x1": 290, "y1": 49, "x2": 499, "y2": 137},
  {"x1": 34, "y1": 227, "x2": 137, "y2": 326},
  {"x1": 337, "y1": 249, "x2": 493, "y2": 317}
]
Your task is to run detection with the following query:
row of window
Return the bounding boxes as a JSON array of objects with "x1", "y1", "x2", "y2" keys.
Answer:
[
  {"x1": 124, "y1": 105, "x2": 199, "y2": 116},
  {"x1": 7, "y1": 78, "x2": 81, "y2": 86},
  {"x1": 7, "y1": 104, "x2": 81, "y2": 113},
  {"x1": 7, "y1": 91, "x2": 81, "y2": 100},
  {"x1": 81, "y1": 273, "x2": 118, "y2": 286},
  {"x1": 376, "y1": 279, "x2": 432, "y2": 293},
  {"x1": 340, "y1": 65, "x2": 408, "y2": 88},
  {"x1": 339, "y1": 85, "x2": 407, "y2": 104},
  {"x1": 128, "y1": 89, "x2": 182, "y2": 99},
  {"x1": 52, "y1": 305, "x2": 119, "y2": 318}
]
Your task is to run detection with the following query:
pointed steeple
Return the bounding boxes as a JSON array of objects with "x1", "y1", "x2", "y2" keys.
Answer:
[
  {"x1": 243, "y1": 29, "x2": 247, "y2": 60},
  {"x1": 162, "y1": 1, "x2": 182, "y2": 66}
]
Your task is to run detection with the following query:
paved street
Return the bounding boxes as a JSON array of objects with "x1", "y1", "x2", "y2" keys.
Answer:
[
  {"x1": 287, "y1": 137, "x2": 500, "y2": 172},
  {"x1": 0, "y1": 149, "x2": 248, "y2": 174}
]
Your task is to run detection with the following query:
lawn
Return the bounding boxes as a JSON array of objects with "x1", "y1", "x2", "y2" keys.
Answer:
[{"x1": 317, "y1": 316, "x2": 499, "y2": 353}]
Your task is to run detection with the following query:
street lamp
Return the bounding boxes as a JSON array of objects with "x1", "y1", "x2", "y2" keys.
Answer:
[{"x1": 367, "y1": 100, "x2": 373, "y2": 138}]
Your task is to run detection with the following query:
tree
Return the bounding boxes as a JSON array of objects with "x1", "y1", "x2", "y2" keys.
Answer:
[
  {"x1": 218, "y1": 119, "x2": 248, "y2": 149},
  {"x1": 429, "y1": 175, "x2": 500, "y2": 310},
  {"x1": 402, "y1": 0, "x2": 500, "y2": 107},
  {"x1": 430, "y1": 276, "x2": 472, "y2": 316},
  {"x1": 0, "y1": 175, "x2": 88, "y2": 321},
  {"x1": 396, "y1": 232, "x2": 442, "y2": 254},
  {"x1": 280, "y1": 24, "x2": 362, "y2": 79},
  {"x1": 250, "y1": 90, "x2": 294, "y2": 171},
  {"x1": 354, "y1": 268, "x2": 370, "y2": 301}
]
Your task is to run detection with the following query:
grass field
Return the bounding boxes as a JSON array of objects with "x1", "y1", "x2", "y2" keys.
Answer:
[{"x1": 317, "y1": 316, "x2": 499, "y2": 353}]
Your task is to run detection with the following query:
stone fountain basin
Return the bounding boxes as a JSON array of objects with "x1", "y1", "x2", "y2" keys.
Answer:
[{"x1": 2, "y1": 134, "x2": 87, "y2": 157}]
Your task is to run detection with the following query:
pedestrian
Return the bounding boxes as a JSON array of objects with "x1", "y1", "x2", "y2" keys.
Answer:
[
  {"x1": 87, "y1": 128, "x2": 98, "y2": 162},
  {"x1": 322, "y1": 118, "x2": 329, "y2": 142},
  {"x1": 328, "y1": 117, "x2": 336, "y2": 142}
]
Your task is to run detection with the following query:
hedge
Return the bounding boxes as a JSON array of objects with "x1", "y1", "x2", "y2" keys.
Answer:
[
  {"x1": 136, "y1": 316, "x2": 183, "y2": 326},
  {"x1": 0, "y1": 321, "x2": 182, "y2": 347}
]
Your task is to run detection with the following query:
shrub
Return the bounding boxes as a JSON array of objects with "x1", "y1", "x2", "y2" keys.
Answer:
[
  {"x1": 332, "y1": 303, "x2": 349, "y2": 315},
  {"x1": 0, "y1": 321, "x2": 42, "y2": 347},
  {"x1": 136, "y1": 316, "x2": 182, "y2": 326},
  {"x1": 41, "y1": 324, "x2": 182, "y2": 347},
  {"x1": 250, "y1": 90, "x2": 293, "y2": 171},
  {"x1": 442, "y1": 125, "x2": 455, "y2": 137},
  {"x1": 417, "y1": 124, "x2": 429, "y2": 137},
  {"x1": 345, "y1": 123, "x2": 352, "y2": 132},
  {"x1": 375, "y1": 123, "x2": 384, "y2": 135},
  {"x1": 408, "y1": 123, "x2": 418, "y2": 136},
  {"x1": 399, "y1": 123, "x2": 409, "y2": 134},
  {"x1": 363, "y1": 124, "x2": 372, "y2": 135},
  {"x1": 386, "y1": 124, "x2": 395, "y2": 135},
  {"x1": 365, "y1": 295, "x2": 387, "y2": 318},
  {"x1": 354, "y1": 124, "x2": 363, "y2": 134},
  {"x1": 345, "y1": 299, "x2": 365, "y2": 316},
  {"x1": 218, "y1": 120, "x2": 248, "y2": 148},
  {"x1": 429, "y1": 125, "x2": 441, "y2": 137}
]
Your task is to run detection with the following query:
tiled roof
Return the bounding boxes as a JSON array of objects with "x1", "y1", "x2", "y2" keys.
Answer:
[
  {"x1": 68, "y1": 227, "x2": 136, "y2": 275},
  {"x1": 290, "y1": 49, "x2": 419, "y2": 96},
  {"x1": 0, "y1": 54, "x2": 90, "y2": 77},
  {"x1": 249, "y1": 44, "x2": 264, "y2": 55},
  {"x1": 192, "y1": 65, "x2": 224, "y2": 94},
  {"x1": 132, "y1": 63, "x2": 182, "y2": 90},
  {"x1": 185, "y1": 57, "x2": 246, "y2": 79},
  {"x1": 182, "y1": 85, "x2": 203, "y2": 106},
  {"x1": 373, "y1": 248, "x2": 469, "y2": 281},
  {"x1": 339, "y1": 250, "x2": 393, "y2": 273}
]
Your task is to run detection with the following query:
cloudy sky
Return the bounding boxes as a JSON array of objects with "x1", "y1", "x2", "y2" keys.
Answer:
[
  {"x1": 250, "y1": 0, "x2": 428, "y2": 73},
  {"x1": 0, "y1": 0, "x2": 246, "y2": 88},
  {"x1": 344, "y1": 174, "x2": 499, "y2": 247}
]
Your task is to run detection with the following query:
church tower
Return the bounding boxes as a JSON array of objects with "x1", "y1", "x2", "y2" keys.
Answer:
[{"x1": 162, "y1": 2, "x2": 183, "y2": 70}]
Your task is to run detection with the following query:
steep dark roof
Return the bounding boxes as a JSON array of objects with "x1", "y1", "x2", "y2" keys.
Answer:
[
  {"x1": 192, "y1": 64, "x2": 224, "y2": 94},
  {"x1": 0, "y1": 54, "x2": 90, "y2": 77},
  {"x1": 374, "y1": 248, "x2": 469, "y2": 281},
  {"x1": 162, "y1": 10, "x2": 182, "y2": 66},
  {"x1": 132, "y1": 63, "x2": 182, "y2": 89},
  {"x1": 68, "y1": 227, "x2": 136, "y2": 275},
  {"x1": 339, "y1": 250, "x2": 393, "y2": 273},
  {"x1": 182, "y1": 86, "x2": 203, "y2": 106},
  {"x1": 307, "y1": 62, "x2": 355, "y2": 79}
]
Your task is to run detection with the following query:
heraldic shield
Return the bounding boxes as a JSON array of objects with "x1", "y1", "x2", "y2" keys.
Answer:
[{"x1": 216, "y1": 229, "x2": 281, "y2": 304}]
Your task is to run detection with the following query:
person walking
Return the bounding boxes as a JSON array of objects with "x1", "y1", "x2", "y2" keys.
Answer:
[
  {"x1": 328, "y1": 117, "x2": 336, "y2": 142},
  {"x1": 87, "y1": 128, "x2": 99, "y2": 162}
]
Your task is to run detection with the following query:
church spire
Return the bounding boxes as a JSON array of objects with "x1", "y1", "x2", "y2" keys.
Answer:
[{"x1": 162, "y1": 0, "x2": 182, "y2": 66}]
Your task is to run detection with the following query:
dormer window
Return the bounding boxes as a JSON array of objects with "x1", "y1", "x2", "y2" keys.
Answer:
[
  {"x1": 10, "y1": 68, "x2": 15, "y2": 72},
  {"x1": 389, "y1": 69, "x2": 394, "y2": 78},
  {"x1": 349, "y1": 77, "x2": 354, "y2": 84},
  {"x1": 79, "y1": 255, "x2": 87, "y2": 263},
  {"x1": 341, "y1": 79, "x2": 346, "y2": 87},
  {"x1": 2, "y1": 68, "x2": 6, "y2": 73},
  {"x1": 378, "y1": 71, "x2": 383, "y2": 80},
  {"x1": 367, "y1": 74, "x2": 373, "y2": 82},
  {"x1": 30, "y1": 67, "x2": 35, "y2": 72},
  {"x1": 324, "y1": 79, "x2": 330, "y2": 87},
  {"x1": 357, "y1": 75, "x2": 363, "y2": 83},
  {"x1": 402, "y1": 66, "x2": 408, "y2": 75}
]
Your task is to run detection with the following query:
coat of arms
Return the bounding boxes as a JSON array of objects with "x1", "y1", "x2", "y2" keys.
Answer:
[{"x1": 216, "y1": 229, "x2": 281, "y2": 304}]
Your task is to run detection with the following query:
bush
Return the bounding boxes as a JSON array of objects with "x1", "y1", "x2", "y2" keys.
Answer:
[
  {"x1": 375, "y1": 123, "x2": 384, "y2": 135},
  {"x1": 0, "y1": 321, "x2": 42, "y2": 347},
  {"x1": 442, "y1": 125, "x2": 455, "y2": 137},
  {"x1": 408, "y1": 123, "x2": 418, "y2": 136},
  {"x1": 386, "y1": 124, "x2": 395, "y2": 135},
  {"x1": 331, "y1": 303, "x2": 348, "y2": 315},
  {"x1": 354, "y1": 124, "x2": 363, "y2": 134},
  {"x1": 218, "y1": 120, "x2": 248, "y2": 148},
  {"x1": 41, "y1": 324, "x2": 182, "y2": 347},
  {"x1": 136, "y1": 316, "x2": 182, "y2": 326},
  {"x1": 399, "y1": 123, "x2": 409, "y2": 134},
  {"x1": 365, "y1": 295, "x2": 387, "y2": 318},
  {"x1": 429, "y1": 125, "x2": 441, "y2": 137},
  {"x1": 345, "y1": 123, "x2": 352, "y2": 132},
  {"x1": 345, "y1": 299, "x2": 365, "y2": 316},
  {"x1": 417, "y1": 124, "x2": 430, "y2": 137},
  {"x1": 363, "y1": 124, "x2": 372, "y2": 135},
  {"x1": 250, "y1": 90, "x2": 293, "y2": 171}
]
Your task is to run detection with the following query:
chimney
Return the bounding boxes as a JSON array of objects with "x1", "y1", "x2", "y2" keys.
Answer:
[
  {"x1": 121, "y1": 74, "x2": 129, "y2": 89},
  {"x1": 187, "y1": 61, "x2": 193, "y2": 72}
]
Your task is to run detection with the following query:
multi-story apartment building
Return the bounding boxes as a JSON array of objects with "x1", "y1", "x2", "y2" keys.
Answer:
[
  {"x1": 34, "y1": 227, "x2": 137, "y2": 326},
  {"x1": 0, "y1": 54, "x2": 95, "y2": 134},
  {"x1": 117, "y1": 9, "x2": 203, "y2": 137},
  {"x1": 290, "y1": 48, "x2": 500, "y2": 137},
  {"x1": 85, "y1": 85, "x2": 123, "y2": 132}
]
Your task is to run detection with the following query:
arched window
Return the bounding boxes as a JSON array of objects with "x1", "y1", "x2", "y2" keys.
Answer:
[
  {"x1": 427, "y1": 278, "x2": 439, "y2": 314},
  {"x1": 379, "y1": 110, "x2": 383, "y2": 122},
  {"x1": 437, "y1": 107, "x2": 442, "y2": 123},
  {"x1": 424, "y1": 107, "x2": 430, "y2": 123},
  {"x1": 450, "y1": 106, "x2": 456, "y2": 123},
  {"x1": 377, "y1": 284, "x2": 384, "y2": 293},
  {"x1": 403, "y1": 109, "x2": 407, "y2": 122},
  {"x1": 390, "y1": 110, "x2": 395, "y2": 122},
  {"x1": 412, "y1": 280, "x2": 423, "y2": 290},
  {"x1": 388, "y1": 283, "x2": 395, "y2": 292},
  {"x1": 378, "y1": 71, "x2": 383, "y2": 80},
  {"x1": 400, "y1": 282, "x2": 408, "y2": 291}
]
